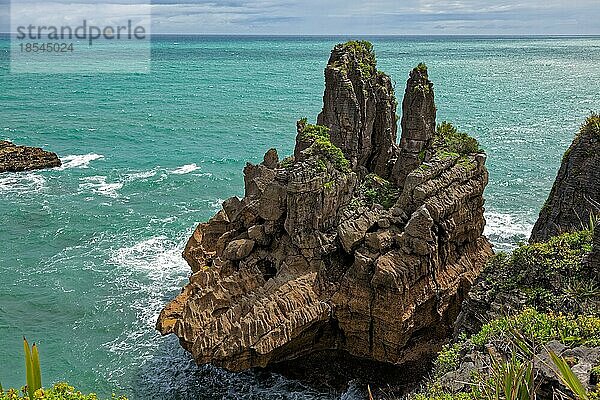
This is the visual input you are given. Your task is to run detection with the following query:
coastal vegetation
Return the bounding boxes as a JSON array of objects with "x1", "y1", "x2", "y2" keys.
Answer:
[
  {"x1": 338, "y1": 40, "x2": 376, "y2": 77},
  {"x1": 482, "y1": 229, "x2": 597, "y2": 315},
  {"x1": 359, "y1": 174, "x2": 399, "y2": 209},
  {"x1": 409, "y1": 226, "x2": 599, "y2": 400},
  {"x1": 579, "y1": 112, "x2": 600, "y2": 137},
  {"x1": 0, "y1": 339, "x2": 127, "y2": 400},
  {"x1": 434, "y1": 122, "x2": 482, "y2": 156},
  {"x1": 0, "y1": 383, "x2": 127, "y2": 400},
  {"x1": 299, "y1": 120, "x2": 351, "y2": 171},
  {"x1": 412, "y1": 309, "x2": 600, "y2": 400}
]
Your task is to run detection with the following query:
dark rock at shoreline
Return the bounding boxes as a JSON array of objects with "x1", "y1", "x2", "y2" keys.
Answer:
[
  {"x1": 157, "y1": 42, "x2": 492, "y2": 374},
  {"x1": 0, "y1": 141, "x2": 61, "y2": 173},
  {"x1": 530, "y1": 114, "x2": 600, "y2": 242}
]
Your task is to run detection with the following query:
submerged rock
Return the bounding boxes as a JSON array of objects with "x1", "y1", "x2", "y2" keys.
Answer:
[
  {"x1": 157, "y1": 42, "x2": 492, "y2": 374},
  {"x1": 530, "y1": 114, "x2": 600, "y2": 242},
  {"x1": 0, "y1": 141, "x2": 61, "y2": 173}
]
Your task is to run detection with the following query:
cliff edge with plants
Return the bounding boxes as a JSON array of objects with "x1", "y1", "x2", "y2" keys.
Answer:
[{"x1": 413, "y1": 114, "x2": 600, "y2": 400}]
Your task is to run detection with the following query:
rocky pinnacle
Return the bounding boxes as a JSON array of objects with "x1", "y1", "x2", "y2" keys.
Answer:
[
  {"x1": 392, "y1": 64, "x2": 436, "y2": 187},
  {"x1": 317, "y1": 41, "x2": 398, "y2": 179}
]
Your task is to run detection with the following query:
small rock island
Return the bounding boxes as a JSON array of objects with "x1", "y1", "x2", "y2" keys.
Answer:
[
  {"x1": 157, "y1": 41, "x2": 492, "y2": 372},
  {"x1": 0, "y1": 140, "x2": 61, "y2": 173}
]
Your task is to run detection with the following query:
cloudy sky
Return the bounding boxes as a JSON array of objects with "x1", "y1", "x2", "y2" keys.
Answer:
[{"x1": 2, "y1": 0, "x2": 599, "y2": 35}]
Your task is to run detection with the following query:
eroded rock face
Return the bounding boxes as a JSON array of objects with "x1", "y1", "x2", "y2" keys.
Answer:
[
  {"x1": 392, "y1": 65, "x2": 436, "y2": 187},
  {"x1": 530, "y1": 116, "x2": 600, "y2": 242},
  {"x1": 0, "y1": 141, "x2": 61, "y2": 173},
  {"x1": 157, "y1": 42, "x2": 492, "y2": 372},
  {"x1": 317, "y1": 41, "x2": 397, "y2": 179}
]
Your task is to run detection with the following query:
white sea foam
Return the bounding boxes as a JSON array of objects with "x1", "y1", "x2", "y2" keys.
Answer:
[
  {"x1": 209, "y1": 198, "x2": 224, "y2": 210},
  {"x1": 484, "y1": 211, "x2": 534, "y2": 251},
  {"x1": 79, "y1": 175, "x2": 123, "y2": 198},
  {"x1": 58, "y1": 153, "x2": 104, "y2": 169},
  {"x1": 103, "y1": 235, "x2": 189, "y2": 352},
  {"x1": 170, "y1": 163, "x2": 200, "y2": 175},
  {"x1": 0, "y1": 172, "x2": 46, "y2": 194},
  {"x1": 109, "y1": 236, "x2": 188, "y2": 283},
  {"x1": 124, "y1": 168, "x2": 158, "y2": 182}
]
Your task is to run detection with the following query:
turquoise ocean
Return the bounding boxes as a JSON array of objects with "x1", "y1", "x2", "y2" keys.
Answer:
[{"x1": 1, "y1": 36, "x2": 599, "y2": 399}]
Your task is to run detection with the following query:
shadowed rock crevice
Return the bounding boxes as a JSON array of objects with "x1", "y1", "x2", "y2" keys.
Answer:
[{"x1": 157, "y1": 41, "x2": 492, "y2": 374}]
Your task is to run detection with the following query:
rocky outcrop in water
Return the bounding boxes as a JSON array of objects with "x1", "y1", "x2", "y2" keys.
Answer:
[
  {"x1": 0, "y1": 141, "x2": 61, "y2": 173},
  {"x1": 530, "y1": 114, "x2": 600, "y2": 242},
  {"x1": 157, "y1": 41, "x2": 492, "y2": 373}
]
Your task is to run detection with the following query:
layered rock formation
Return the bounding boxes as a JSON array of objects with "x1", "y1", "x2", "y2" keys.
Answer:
[
  {"x1": 530, "y1": 114, "x2": 600, "y2": 242},
  {"x1": 158, "y1": 41, "x2": 492, "y2": 372},
  {"x1": 391, "y1": 64, "x2": 436, "y2": 187},
  {"x1": 0, "y1": 141, "x2": 61, "y2": 173},
  {"x1": 316, "y1": 41, "x2": 397, "y2": 179}
]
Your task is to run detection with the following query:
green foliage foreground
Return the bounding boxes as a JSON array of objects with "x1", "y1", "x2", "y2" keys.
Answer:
[
  {"x1": 484, "y1": 229, "x2": 598, "y2": 315},
  {"x1": 1, "y1": 339, "x2": 128, "y2": 400},
  {"x1": 414, "y1": 309, "x2": 600, "y2": 400},
  {"x1": 0, "y1": 383, "x2": 127, "y2": 400},
  {"x1": 412, "y1": 227, "x2": 600, "y2": 400}
]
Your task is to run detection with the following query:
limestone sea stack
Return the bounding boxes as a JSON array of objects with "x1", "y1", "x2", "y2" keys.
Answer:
[
  {"x1": 157, "y1": 42, "x2": 493, "y2": 372},
  {"x1": 530, "y1": 114, "x2": 600, "y2": 242},
  {"x1": 0, "y1": 140, "x2": 61, "y2": 172}
]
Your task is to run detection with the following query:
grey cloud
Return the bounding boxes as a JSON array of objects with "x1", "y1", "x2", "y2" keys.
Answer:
[{"x1": 1, "y1": 0, "x2": 599, "y2": 34}]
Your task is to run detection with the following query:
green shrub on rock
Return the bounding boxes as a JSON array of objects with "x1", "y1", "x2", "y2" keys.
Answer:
[
  {"x1": 484, "y1": 229, "x2": 597, "y2": 314},
  {"x1": 434, "y1": 344, "x2": 461, "y2": 376},
  {"x1": 472, "y1": 308, "x2": 600, "y2": 348},
  {"x1": 413, "y1": 309, "x2": 600, "y2": 400},
  {"x1": 338, "y1": 41, "x2": 376, "y2": 77},
  {"x1": 300, "y1": 122, "x2": 350, "y2": 172},
  {"x1": 434, "y1": 122, "x2": 481, "y2": 156},
  {"x1": 579, "y1": 112, "x2": 600, "y2": 137},
  {"x1": 358, "y1": 174, "x2": 399, "y2": 209}
]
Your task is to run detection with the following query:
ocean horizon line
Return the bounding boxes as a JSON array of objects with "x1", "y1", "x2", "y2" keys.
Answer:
[{"x1": 1, "y1": 32, "x2": 600, "y2": 39}]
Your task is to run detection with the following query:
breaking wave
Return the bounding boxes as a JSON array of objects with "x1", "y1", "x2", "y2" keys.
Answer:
[
  {"x1": 170, "y1": 163, "x2": 201, "y2": 175},
  {"x1": 58, "y1": 154, "x2": 104, "y2": 169},
  {"x1": 484, "y1": 211, "x2": 534, "y2": 252},
  {"x1": 79, "y1": 175, "x2": 123, "y2": 198}
]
